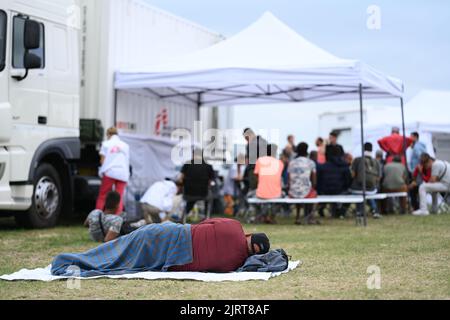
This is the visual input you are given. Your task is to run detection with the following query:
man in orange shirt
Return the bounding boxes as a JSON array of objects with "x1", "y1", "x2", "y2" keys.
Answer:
[
  {"x1": 254, "y1": 144, "x2": 284, "y2": 200},
  {"x1": 378, "y1": 127, "x2": 413, "y2": 165},
  {"x1": 253, "y1": 144, "x2": 284, "y2": 224}
]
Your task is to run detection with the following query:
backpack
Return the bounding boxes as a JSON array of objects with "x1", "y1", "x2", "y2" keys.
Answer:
[
  {"x1": 237, "y1": 249, "x2": 290, "y2": 273},
  {"x1": 358, "y1": 157, "x2": 379, "y2": 190}
]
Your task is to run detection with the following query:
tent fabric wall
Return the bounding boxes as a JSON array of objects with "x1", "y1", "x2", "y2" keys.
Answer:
[{"x1": 120, "y1": 133, "x2": 178, "y2": 221}]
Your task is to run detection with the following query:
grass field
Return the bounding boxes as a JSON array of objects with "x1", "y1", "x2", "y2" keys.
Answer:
[{"x1": 0, "y1": 214, "x2": 449, "y2": 300}]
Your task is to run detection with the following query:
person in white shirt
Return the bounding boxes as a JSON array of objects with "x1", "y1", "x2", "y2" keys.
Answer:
[
  {"x1": 413, "y1": 153, "x2": 450, "y2": 216},
  {"x1": 140, "y1": 179, "x2": 182, "y2": 224},
  {"x1": 95, "y1": 127, "x2": 130, "y2": 215}
]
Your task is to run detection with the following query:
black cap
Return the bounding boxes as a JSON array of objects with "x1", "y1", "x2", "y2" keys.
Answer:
[{"x1": 251, "y1": 233, "x2": 270, "y2": 255}]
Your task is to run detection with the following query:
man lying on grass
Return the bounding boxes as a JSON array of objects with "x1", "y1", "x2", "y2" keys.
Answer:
[{"x1": 52, "y1": 218, "x2": 270, "y2": 277}]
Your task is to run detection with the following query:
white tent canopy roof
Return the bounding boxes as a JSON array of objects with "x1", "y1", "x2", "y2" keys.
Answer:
[{"x1": 115, "y1": 12, "x2": 404, "y2": 106}]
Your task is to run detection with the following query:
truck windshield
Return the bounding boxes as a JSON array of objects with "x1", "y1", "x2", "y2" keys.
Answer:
[{"x1": 0, "y1": 11, "x2": 6, "y2": 72}]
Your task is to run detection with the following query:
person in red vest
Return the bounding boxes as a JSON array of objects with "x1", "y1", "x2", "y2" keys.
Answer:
[{"x1": 377, "y1": 127, "x2": 413, "y2": 165}]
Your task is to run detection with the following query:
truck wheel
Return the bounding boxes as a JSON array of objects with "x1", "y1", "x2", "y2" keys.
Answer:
[{"x1": 15, "y1": 164, "x2": 63, "y2": 229}]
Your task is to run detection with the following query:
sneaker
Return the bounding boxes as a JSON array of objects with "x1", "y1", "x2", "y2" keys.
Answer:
[
  {"x1": 373, "y1": 213, "x2": 382, "y2": 219},
  {"x1": 130, "y1": 220, "x2": 147, "y2": 228},
  {"x1": 412, "y1": 209, "x2": 430, "y2": 216}
]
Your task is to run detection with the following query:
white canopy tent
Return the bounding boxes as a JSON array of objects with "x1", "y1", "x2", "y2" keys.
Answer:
[
  {"x1": 115, "y1": 12, "x2": 403, "y2": 107},
  {"x1": 114, "y1": 12, "x2": 405, "y2": 226}
]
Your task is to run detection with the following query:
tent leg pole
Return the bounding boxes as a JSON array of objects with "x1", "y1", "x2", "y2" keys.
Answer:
[
  {"x1": 359, "y1": 84, "x2": 367, "y2": 227},
  {"x1": 400, "y1": 97, "x2": 410, "y2": 214},
  {"x1": 114, "y1": 89, "x2": 118, "y2": 127}
]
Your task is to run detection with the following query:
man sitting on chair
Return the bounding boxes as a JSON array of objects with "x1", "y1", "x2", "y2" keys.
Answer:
[
  {"x1": 180, "y1": 149, "x2": 215, "y2": 223},
  {"x1": 413, "y1": 153, "x2": 450, "y2": 216},
  {"x1": 350, "y1": 143, "x2": 382, "y2": 219},
  {"x1": 288, "y1": 142, "x2": 319, "y2": 225}
]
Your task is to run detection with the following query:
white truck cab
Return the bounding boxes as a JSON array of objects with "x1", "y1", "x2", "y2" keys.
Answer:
[
  {"x1": 0, "y1": 0, "x2": 80, "y2": 228},
  {"x1": 0, "y1": 0, "x2": 223, "y2": 228}
]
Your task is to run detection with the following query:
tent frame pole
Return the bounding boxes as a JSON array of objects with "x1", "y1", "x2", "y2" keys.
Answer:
[
  {"x1": 400, "y1": 96, "x2": 410, "y2": 213},
  {"x1": 114, "y1": 89, "x2": 118, "y2": 127},
  {"x1": 400, "y1": 96, "x2": 407, "y2": 167},
  {"x1": 197, "y1": 93, "x2": 203, "y2": 121},
  {"x1": 359, "y1": 84, "x2": 368, "y2": 227}
]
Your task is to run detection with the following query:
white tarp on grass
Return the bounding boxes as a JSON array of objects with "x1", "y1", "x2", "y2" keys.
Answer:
[{"x1": 0, "y1": 261, "x2": 300, "y2": 283}]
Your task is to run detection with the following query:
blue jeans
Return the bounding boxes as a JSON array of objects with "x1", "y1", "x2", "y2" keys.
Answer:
[{"x1": 351, "y1": 190, "x2": 379, "y2": 216}]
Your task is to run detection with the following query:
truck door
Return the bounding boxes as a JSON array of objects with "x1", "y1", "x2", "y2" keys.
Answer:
[
  {"x1": 0, "y1": 9, "x2": 10, "y2": 189},
  {"x1": 0, "y1": 9, "x2": 8, "y2": 131},
  {"x1": 8, "y1": 13, "x2": 49, "y2": 182},
  {"x1": 9, "y1": 13, "x2": 48, "y2": 124},
  {"x1": 0, "y1": 10, "x2": 9, "y2": 131}
]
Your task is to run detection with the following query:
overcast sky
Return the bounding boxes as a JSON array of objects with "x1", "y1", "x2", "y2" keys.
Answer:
[
  {"x1": 147, "y1": 0, "x2": 450, "y2": 97},
  {"x1": 146, "y1": 0, "x2": 450, "y2": 147}
]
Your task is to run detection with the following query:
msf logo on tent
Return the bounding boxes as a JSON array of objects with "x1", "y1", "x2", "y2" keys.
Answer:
[{"x1": 154, "y1": 109, "x2": 169, "y2": 136}]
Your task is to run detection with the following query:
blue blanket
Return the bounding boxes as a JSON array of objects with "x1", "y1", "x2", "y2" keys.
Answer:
[{"x1": 51, "y1": 223, "x2": 193, "y2": 277}]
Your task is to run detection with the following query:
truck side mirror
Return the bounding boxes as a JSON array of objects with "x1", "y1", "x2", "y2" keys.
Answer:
[
  {"x1": 12, "y1": 19, "x2": 41, "y2": 81},
  {"x1": 24, "y1": 52, "x2": 41, "y2": 69},
  {"x1": 24, "y1": 19, "x2": 40, "y2": 50}
]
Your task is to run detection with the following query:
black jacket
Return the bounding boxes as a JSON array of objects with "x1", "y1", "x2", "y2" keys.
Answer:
[{"x1": 317, "y1": 157, "x2": 352, "y2": 195}]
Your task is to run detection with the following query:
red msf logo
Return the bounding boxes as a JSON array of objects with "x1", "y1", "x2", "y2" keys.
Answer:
[{"x1": 154, "y1": 108, "x2": 169, "y2": 136}]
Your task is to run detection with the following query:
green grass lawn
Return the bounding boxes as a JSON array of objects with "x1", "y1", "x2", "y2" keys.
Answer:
[{"x1": 0, "y1": 214, "x2": 449, "y2": 300}]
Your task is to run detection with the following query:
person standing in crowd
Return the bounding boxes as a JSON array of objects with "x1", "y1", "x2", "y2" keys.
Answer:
[
  {"x1": 408, "y1": 160, "x2": 432, "y2": 211},
  {"x1": 381, "y1": 156, "x2": 409, "y2": 214},
  {"x1": 409, "y1": 132, "x2": 427, "y2": 173},
  {"x1": 96, "y1": 127, "x2": 130, "y2": 215},
  {"x1": 375, "y1": 150, "x2": 385, "y2": 171},
  {"x1": 179, "y1": 149, "x2": 215, "y2": 223},
  {"x1": 254, "y1": 144, "x2": 284, "y2": 224},
  {"x1": 280, "y1": 150, "x2": 291, "y2": 189},
  {"x1": 288, "y1": 143, "x2": 319, "y2": 225},
  {"x1": 377, "y1": 127, "x2": 413, "y2": 165},
  {"x1": 242, "y1": 128, "x2": 268, "y2": 194},
  {"x1": 350, "y1": 143, "x2": 382, "y2": 219},
  {"x1": 326, "y1": 131, "x2": 345, "y2": 162},
  {"x1": 413, "y1": 153, "x2": 450, "y2": 216},
  {"x1": 344, "y1": 153, "x2": 353, "y2": 166},
  {"x1": 315, "y1": 138, "x2": 326, "y2": 164},
  {"x1": 283, "y1": 135, "x2": 296, "y2": 160},
  {"x1": 309, "y1": 150, "x2": 319, "y2": 165},
  {"x1": 223, "y1": 156, "x2": 246, "y2": 216},
  {"x1": 139, "y1": 179, "x2": 182, "y2": 224},
  {"x1": 317, "y1": 148, "x2": 352, "y2": 219}
]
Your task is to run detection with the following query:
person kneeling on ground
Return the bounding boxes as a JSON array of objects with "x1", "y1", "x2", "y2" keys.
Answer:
[
  {"x1": 413, "y1": 153, "x2": 450, "y2": 216},
  {"x1": 288, "y1": 142, "x2": 319, "y2": 225},
  {"x1": 139, "y1": 178, "x2": 183, "y2": 224},
  {"x1": 84, "y1": 191, "x2": 125, "y2": 243},
  {"x1": 53, "y1": 218, "x2": 270, "y2": 276}
]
